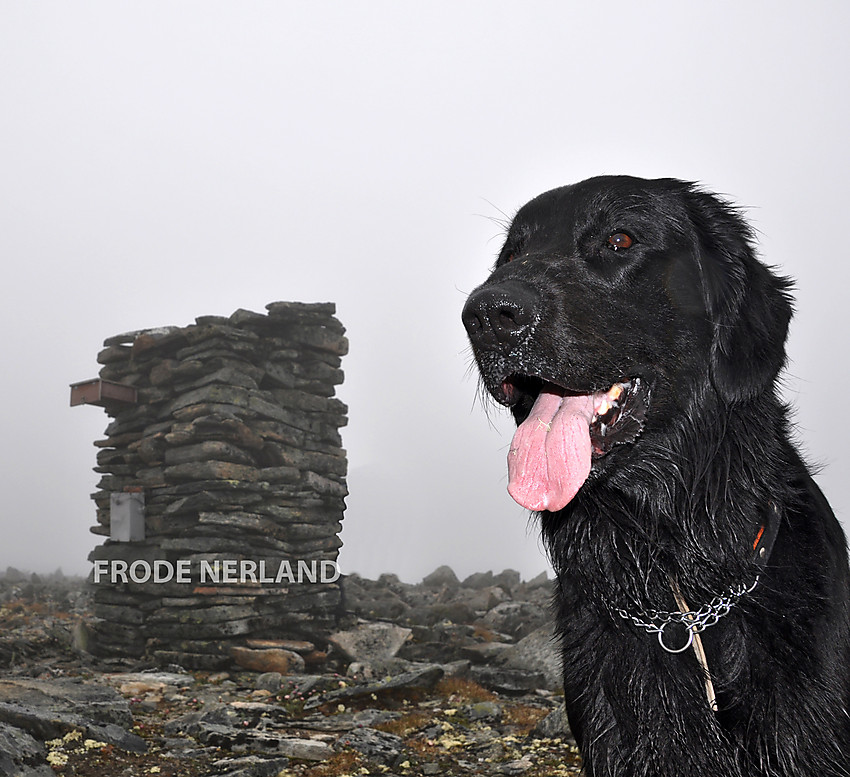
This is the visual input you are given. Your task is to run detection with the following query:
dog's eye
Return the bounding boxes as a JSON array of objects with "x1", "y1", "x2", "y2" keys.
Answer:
[{"x1": 607, "y1": 233, "x2": 634, "y2": 251}]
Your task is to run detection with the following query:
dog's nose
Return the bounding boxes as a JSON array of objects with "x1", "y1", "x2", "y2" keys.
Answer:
[{"x1": 462, "y1": 281, "x2": 538, "y2": 351}]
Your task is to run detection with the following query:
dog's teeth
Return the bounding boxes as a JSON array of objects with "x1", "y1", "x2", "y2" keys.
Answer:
[{"x1": 595, "y1": 383, "x2": 625, "y2": 418}]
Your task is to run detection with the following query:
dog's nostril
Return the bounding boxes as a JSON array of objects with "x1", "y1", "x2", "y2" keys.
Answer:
[
  {"x1": 463, "y1": 282, "x2": 537, "y2": 349},
  {"x1": 461, "y1": 305, "x2": 485, "y2": 337},
  {"x1": 497, "y1": 308, "x2": 522, "y2": 331}
]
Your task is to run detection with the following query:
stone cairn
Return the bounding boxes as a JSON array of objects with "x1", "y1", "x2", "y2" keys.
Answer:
[{"x1": 83, "y1": 302, "x2": 348, "y2": 669}]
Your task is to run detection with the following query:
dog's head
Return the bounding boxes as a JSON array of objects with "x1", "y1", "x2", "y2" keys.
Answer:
[{"x1": 462, "y1": 175, "x2": 793, "y2": 512}]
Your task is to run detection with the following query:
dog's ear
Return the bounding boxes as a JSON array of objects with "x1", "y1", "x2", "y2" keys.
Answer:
[{"x1": 685, "y1": 187, "x2": 794, "y2": 404}]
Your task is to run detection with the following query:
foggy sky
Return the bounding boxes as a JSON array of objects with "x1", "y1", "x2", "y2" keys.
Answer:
[{"x1": 1, "y1": 2, "x2": 848, "y2": 583}]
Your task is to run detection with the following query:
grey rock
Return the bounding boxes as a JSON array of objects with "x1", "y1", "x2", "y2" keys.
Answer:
[
  {"x1": 368, "y1": 657, "x2": 418, "y2": 678},
  {"x1": 462, "y1": 585, "x2": 511, "y2": 612},
  {"x1": 461, "y1": 571, "x2": 494, "y2": 589},
  {"x1": 303, "y1": 471, "x2": 348, "y2": 498},
  {"x1": 470, "y1": 666, "x2": 546, "y2": 695},
  {"x1": 497, "y1": 625, "x2": 562, "y2": 690},
  {"x1": 304, "y1": 664, "x2": 444, "y2": 710},
  {"x1": 199, "y1": 725, "x2": 332, "y2": 760},
  {"x1": 163, "y1": 460, "x2": 260, "y2": 483},
  {"x1": 334, "y1": 726, "x2": 404, "y2": 767},
  {"x1": 255, "y1": 672, "x2": 283, "y2": 693},
  {"x1": 492, "y1": 569, "x2": 522, "y2": 593},
  {"x1": 212, "y1": 755, "x2": 291, "y2": 777},
  {"x1": 422, "y1": 565, "x2": 459, "y2": 589},
  {"x1": 463, "y1": 701, "x2": 503, "y2": 721},
  {"x1": 497, "y1": 755, "x2": 534, "y2": 774},
  {"x1": 440, "y1": 659, "x2": 471, "y2": 677},
  {"x1": 286, "y1": 326, "x2": 348, "y2": 356},
  {"x1": 161, "y1": 736, "x2": 210, "y2": 759},
  {"x1": 341, "y1": 576, "x2": 410, "y2": 620},
  {"x1": 345, "y1": 661, "x2": 374, "y2": 680},
  {"x1": 523, "y1": 570, "x2": 552, "y2": 590},
  {"x1": 105, "y1": 671, "x2": 196, "y2": 687},
  {"x1": 275, "y1": 738, "x2": 333, "y2": 761},
  {"x1": 461, "y1": 642, "x2": 515, "y2": 664},
  {"x1": 265, "y1": 300, "x2": 338, "y2": 319},
  {"x1": 280, "y1": 674, "x2": 323, "y2": 698},
  {"x1": 346, "y1": 656, "x2": 417, "y2": 681},
  {"x1": 164, "y1": 440, "x2": 256, "y2": 466},
  {"x1": 329, "y1": 622, "x2": 412, "y2": 662},
  {"x1": 2, "y1": 567, "x2": 27, "y2": 583},
  {"x1": 297, "y1": 708, "x2": 401, "y2": 732},
  {"x1": 480, "y1": 601, "x2": 548, "y2": 638},
  {"x1": 0, "y1": 678, "x2": 145, "y2": 752},
  {"x1": 259, "y1": 466, "x2": 301, "y2": 483},
  {"x1": 351, "y1": 708, "x2": 403, "y2": 728},
  {"x1": 407, "y1": 601, "x2": 476, "y2": 626},
  {"x1": 397, "y1": 621, "x2": 478, "y2": 663},
  {"x1": 420, "y1": 723, "x2": 445, "y2": 740},
  {"x1": 0, "y1": 721, "x2": 50, "y2": 777},
  {"x1": 396, "y1": 641, "x2": 454, "y2": 664},
  {"x1": 531, "y1": 702, "x2": 575, "y2": 742},
  {"x1": 163, "y1": 704, "x2": 235, "y2": 737}
]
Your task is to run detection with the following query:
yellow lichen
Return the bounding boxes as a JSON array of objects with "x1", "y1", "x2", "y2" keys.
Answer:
[
  {"x1": 46, "y1": 751, "x2": 69, "y2": 766},
  {"x1": 437, "y1": 734, "x2": 465, "y2": 749}
]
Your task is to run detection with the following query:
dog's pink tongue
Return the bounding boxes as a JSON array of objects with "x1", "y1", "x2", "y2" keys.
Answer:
[{"x1": 507, "y1": 388, "x2": 594, "y2": 512}]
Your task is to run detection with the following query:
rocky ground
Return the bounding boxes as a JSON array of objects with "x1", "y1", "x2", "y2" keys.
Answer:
[{"x1": 0, "y1": 567, "x2": 581, "y2": 777}]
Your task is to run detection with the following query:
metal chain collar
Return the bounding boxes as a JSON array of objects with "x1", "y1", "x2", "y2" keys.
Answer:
[{"x1": 611, "y1": 576, "x2": 760, "y2": 653}]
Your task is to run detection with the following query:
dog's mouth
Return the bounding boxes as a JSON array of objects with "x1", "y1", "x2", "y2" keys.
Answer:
[{"x1": 500, "y1": 375, "x2": 651, "y2": 512}]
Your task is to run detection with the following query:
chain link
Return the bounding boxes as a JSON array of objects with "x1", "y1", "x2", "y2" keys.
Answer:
[{"x1": 611, "y1": 576, "x2": 759, "y2": 652}]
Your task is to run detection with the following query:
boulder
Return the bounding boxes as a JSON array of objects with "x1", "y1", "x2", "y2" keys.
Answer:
[
  {"x1": 334, "y1": 726, "x2": 405, "y2": 767},
  {"x1": 304, "y1": 664, "x2": 444, "y2": 710},
  {"x1": 422, "y1": 565, "x2": 459, "y2": 589},
  {"x1": 531, "y1": 702, "x2": 575, "y2": 742},
  {"x1": 497, "y1": 625, "x2": 562, "y2": 690},
  {"x1": 492, "y1": 569, "x2": 522, "y2": 593},
  {"x1": 0, "y1": 721, "x2": 50, "y2": 777},
  {"x1": 329, "y1": 622, "x2": 412, "y2": 663},
  {"x1": 470, "y1": 666, "x2": 546, "y2": 695},
  {"x1": 461, "y1": 571, "x2": 494, "y2": 589},
  {"x1": 479, "y1": 601, "x2": 548, "y2": 639}
]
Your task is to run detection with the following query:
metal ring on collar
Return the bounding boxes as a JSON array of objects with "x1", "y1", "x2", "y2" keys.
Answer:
[{"x1": 658, "y1": 622, "x2": 694, "y2": 653}]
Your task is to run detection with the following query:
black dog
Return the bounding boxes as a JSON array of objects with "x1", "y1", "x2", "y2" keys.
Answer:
[{"x1": 462, "y1": 176, "x2": 850, "y2": 776}]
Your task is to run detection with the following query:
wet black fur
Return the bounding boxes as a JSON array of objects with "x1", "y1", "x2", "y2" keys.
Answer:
[{"x1": 462, "y1": 176, "x2": 850, "y2": 776}]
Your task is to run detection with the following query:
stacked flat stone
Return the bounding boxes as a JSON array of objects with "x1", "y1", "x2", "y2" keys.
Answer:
[{"x1": 87, "y1": 302, "x2": 348, "y2": 668}]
